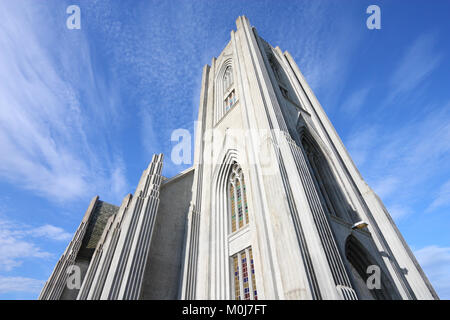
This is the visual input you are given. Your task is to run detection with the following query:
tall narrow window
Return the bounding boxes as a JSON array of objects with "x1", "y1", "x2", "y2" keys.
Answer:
[
  {"x1": 216, "y1": 63, "x2": 238, "y2": 123},
  {"x1": 230, "y1": 183, "x2": 237, "y2": 233},
  {"x1": 228, "y1": 163, "x2": 249, "y2": 233},
  {"x1": 231, "y1": 247, "x2": 257, "y2": 300},
  {"x1": 242, "y1": 175, "x2": 249, "y2": 225},
  {"x1": 223, "y1": 66, "x2": 233, "y2": 92},
  {"x1": 228, "y1": 163, "x2": 256, "y2": 299}
]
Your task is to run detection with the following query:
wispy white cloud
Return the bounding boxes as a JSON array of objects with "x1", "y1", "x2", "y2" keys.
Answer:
[
  {"x1": 372, "y1": 176, "x2": 400, "y2": 200},
  {"x1": 0, "y1": 276, "x2": 45, "y2": 294},
  {"x1": 345, "y1": 126, "x2": 378, "y2": 167},
  {"x1": 388, "y1": 32, "x2": 442, "y2": 102},
  {"x1": 340, "y1": 87, "x2": 371, "y2": 116},
  {"x1": 0, "y1": 215, "x2": 73, "y2": 271},
  {"x1": 345, "y1": 103, "x2": 450, "y2": 220},
  {"x1": 345, "y1": 33, "x2": 446, "y2": 206},
  {"x1": 0, "y1": 219, "x2": 51, "y2": 271},
  {"x1": 109, "y1": 160, "x2": 128, "y2": 200},
  {"x1": 76, "y1": 1, "x2": 210, "y2": 176},
  {"x1": 274, "y1": 1, "x2": 364, "y2": 109},
  {"x1": 27, "y1": 224, "x2": 72, "y2": 242},
  {"x1": 386, "y1": 204, "x2": 411, "y2": 221},
  {"x1": 414, "y1": 246, "x2": 450, "y2": 299},
  {"x1": 426, "y1": 179, "x2": 450, "y2": 213},
  {"x1": 0, "y1": 2, "x2": 128, "y2": 203}
]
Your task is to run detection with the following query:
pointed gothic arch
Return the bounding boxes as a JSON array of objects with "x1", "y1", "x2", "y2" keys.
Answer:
[
  {"x1": 223, "y1": 66, "x2": 234, "y2": 92},
  {"x1": 215, "y1": 58, "x2": 238, "y2": 124},
  {"x1": 297, "y1": 125, "x2": 360, "y2": 224},
  {"x1": 228, "y1": 163, "x2": 250, "y2": 233},
  {"x1": 210, "y1": 150, "x2": 257, "y2": 300}
]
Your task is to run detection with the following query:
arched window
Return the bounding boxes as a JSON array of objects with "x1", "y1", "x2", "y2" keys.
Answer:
[
  {"x1": 215, "y1": 62, "x2": 238, "y2": 124},
  {"x1": 223, "y1": 66, "x2": 233, "y2": 92},
  {"x1": 228, "y1": 163, "x2": 249, "y2": 233},
  {"x1": 223, "y1": 66, "x2": 236, "y2": 114}
]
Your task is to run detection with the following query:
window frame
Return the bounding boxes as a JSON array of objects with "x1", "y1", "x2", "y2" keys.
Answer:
[
  {"x1": 228, "y1": 164, "x2": 249, "y2": 234},
  {"x1": 230, "y1": 247, "x2": 258, "y2": 300}
]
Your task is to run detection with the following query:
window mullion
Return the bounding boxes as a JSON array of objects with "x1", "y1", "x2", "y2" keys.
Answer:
[
  {"x1": 238, "y1": 176, "x2": 246, "y2": 226},
  {"x1": 246, "y1": 248, "x2": 254, "y2": 300},
  {"x1": 238, "y1": 252, "x2": 244, "y2": 300}
]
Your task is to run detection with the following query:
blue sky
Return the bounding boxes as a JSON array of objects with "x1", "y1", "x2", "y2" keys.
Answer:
[{"x1": 0, "y1": 0, "x2": 449, "y2": 299}]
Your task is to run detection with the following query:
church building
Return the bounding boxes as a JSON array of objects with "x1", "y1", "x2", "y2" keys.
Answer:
[{"x1": 39, "y1": 16, "x2": 438, "y2": 300}]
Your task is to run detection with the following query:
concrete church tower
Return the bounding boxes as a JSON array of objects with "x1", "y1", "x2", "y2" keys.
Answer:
[
  {"x1": 39, "y1": 16, "x2": 438, "y2": 300},
  {"x1": 180, "y1": 16, "x2": 437, "y2": 300}
]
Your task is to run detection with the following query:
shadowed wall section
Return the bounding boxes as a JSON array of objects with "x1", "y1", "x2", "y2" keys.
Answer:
[{"x1": 140, "y1": 168, "x2": 194, "y2": 299}]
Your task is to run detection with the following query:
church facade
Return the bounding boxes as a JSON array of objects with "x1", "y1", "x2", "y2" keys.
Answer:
[{"x1": 39, "y1": 16, "x2": 438, "y2": 300}]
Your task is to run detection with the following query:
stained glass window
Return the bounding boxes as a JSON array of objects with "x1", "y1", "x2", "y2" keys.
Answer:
[
  {"x1": 231, "y1": 247, "x2": 257, "y2": 300},
  {"x1": 242, "y1": 176, "x2": 249, "y2": 226},
  {"x1": 236, "y1": 179, "x2": 243, "y2": 229},
  {"x1": 241, "y1": 251, "x2": 250, "y2": 299},
  {"x1": 224, "y1": 90, "x2": 236, "y2": 113},
  {"x1": 233, "y1": 255, "x2": 240, "y2": 300},
  {"x1": 230, "y1": 183, "x2": 236, "y2": 233},
  {"x1": 228, "y1": 163, "x2": 249, "y2": 233},
  {"x1": 249, "y1": 248, "x2": 257, "y2": 299}
]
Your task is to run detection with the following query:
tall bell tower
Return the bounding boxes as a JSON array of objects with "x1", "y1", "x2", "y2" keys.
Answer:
[{"x1": 180, "y1": 16, "x2": 438, "y2": 300}]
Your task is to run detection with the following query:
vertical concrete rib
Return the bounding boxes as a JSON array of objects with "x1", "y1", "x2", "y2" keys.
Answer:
[{"x1": 38, "y1": 196, "x2": 99, "y2": 300}]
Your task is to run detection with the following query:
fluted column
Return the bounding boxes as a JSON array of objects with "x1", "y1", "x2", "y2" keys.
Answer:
[
  {"x1": 107, "y1": 153, "x2": 163, "y2": 300},
  {"x1": 180, "y1": 202, "x2": 200, "y2": 299},
  {"x1": 80, "y1": 154, "x2": 164, "y2": 300},
  {"x1": 283, "y1": 132, "x2": 357, "y2": 300}
]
